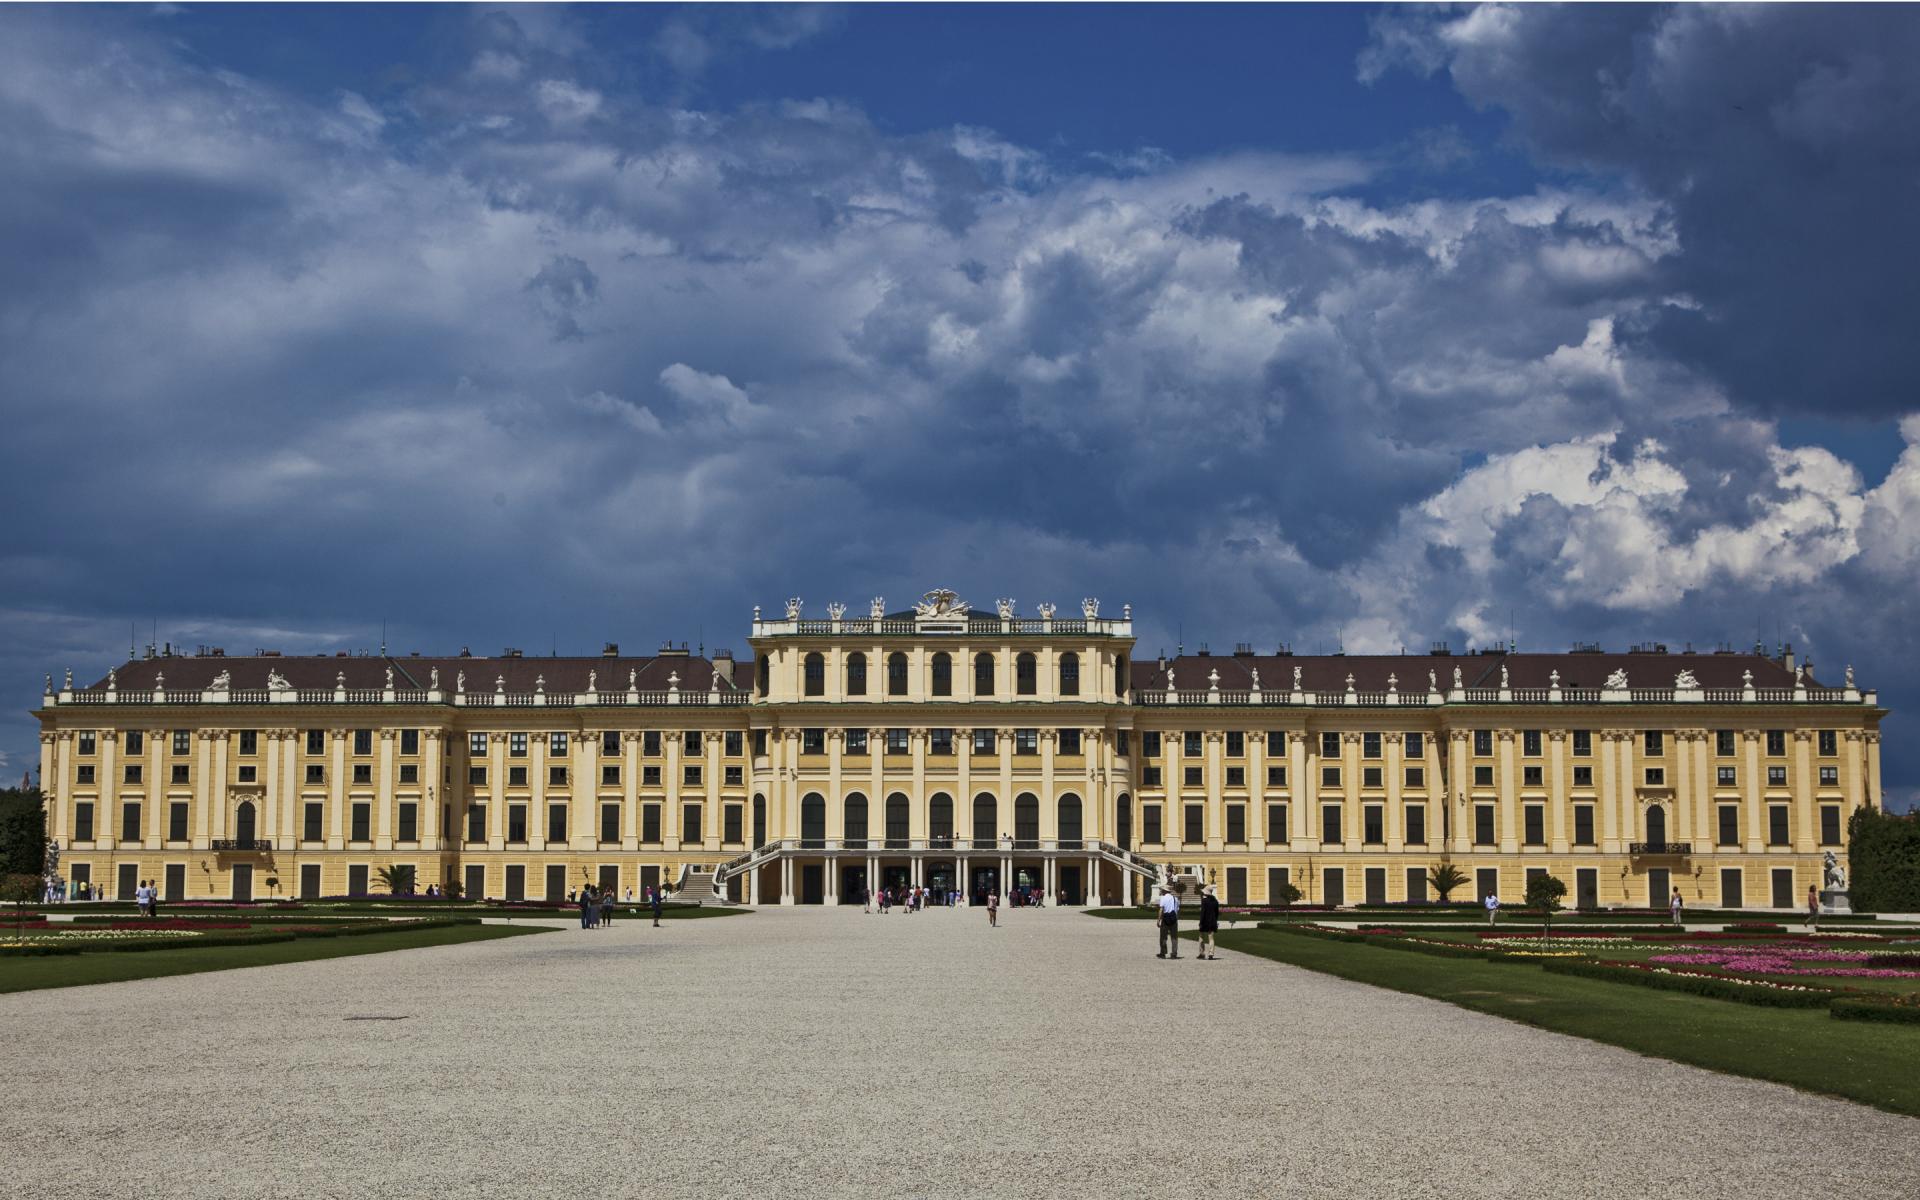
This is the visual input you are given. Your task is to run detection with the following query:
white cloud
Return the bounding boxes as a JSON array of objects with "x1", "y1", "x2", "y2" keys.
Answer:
[{"x1": 534, "y1": 79, "x2": 602, "y2": 123}]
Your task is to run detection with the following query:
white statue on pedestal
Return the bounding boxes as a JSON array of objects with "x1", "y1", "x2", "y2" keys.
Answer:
[{"x1": 1605, "y1": 669, "x2": 1629, "y2": 690}]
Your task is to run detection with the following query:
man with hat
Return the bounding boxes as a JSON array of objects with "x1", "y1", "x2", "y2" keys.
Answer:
[
  {"x1": 1197, "y1": 884, "x2": 1221, "y2": 960},
  {"x1": 1156, "y1": 885, "x2": 1181, "y2": 959}
]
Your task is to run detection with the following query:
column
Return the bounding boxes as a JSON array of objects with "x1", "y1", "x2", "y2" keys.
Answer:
[
  {"x1": 705, "y1": 729, "x2": 723, "y2": 852},
  {"x1": 1341, "y1": 731, "x2": 1362, "y2": 851},
  {"x1": 781, "y1": 855, "x2": 794, "y2": 905},
  {"x1": 423, "y1": 729, "x2": 444, "y2": 849},
  {"x1": 1671, "y1": 730, "x2": 1695, "y2": 848},
  {"x1": 1496, "y1": 729, "x2": 1517, "y2": 852},
  {"x1": 377, "y1": 728, "x2": 397, "y2": 849},
  {"x1": 1384, "y1": 732, "x2": 1404, "y2": 851},
  {"x1": 827, "y1": 729, "x2": 845, "y2": 842},
  {"x1": 1249, "y1": 728, "x2": 1267, "y2": 853},
  {"x1": 1205, "y1": 730, "x2": 1224, "y2": 851},
  {"x1": 527, "y1": 730, "x2": 546, "y2": 855},
  {"x1": 333, "y1": 728, "x2": 352, "y2": 849},
  {"x1": 1039, "y1": 729, "x2": 1058, "y2": 842},
  {"x1": 623, "y1": 731, "x2": 642, "y2": 849},
  {"x1": 279, "y1": 730, "x2": 299, "y2": 849},
  {"x1": 664, "y1": 730, "x2": 682, "y2": 851},
  {"x1": 1598, "y1": 731, "x2": 1621, "y2": 850},
  {"x1": 1292, "y1": 730, "x2": 1313, "y2": 847},
  {"x1": 1446, "y1": 729, "x2": 1470, "y2": 854},
  {"x1": 1742, "y1": 729, "x2": 1764, "y2": 853},
  {"x1": 486, "y1": 731, "x2": 506, "y2": 850},
  {"x1": 1865, "y1": 731, "x2": 1883, "y2": 811},
  {"x1": 573, "y1": 732, "x2": 596, "y2": 849},
  {"x1": 1164, "y1": 731, "x2": 1184, "y2": 852},
  {"x1": 264, "y1": 729, "x2": 283, "y2": 846},
  {"x1": 1792, "y1": 729, "x2": 1815, "y2": 853},
  {"x1": 1547, "y1": 730, "x2": 1568, "y2": 852}
]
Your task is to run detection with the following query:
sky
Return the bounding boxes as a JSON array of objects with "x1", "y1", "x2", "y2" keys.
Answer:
[{"x1": 1, "y1": 3, "x2": 1917, "y2": 811}]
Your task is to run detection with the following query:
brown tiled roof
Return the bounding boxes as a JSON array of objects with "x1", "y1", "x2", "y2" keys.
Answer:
[
  {"x1": 1137, "y1": 651, "x2": 1811, "y2": 693},
  {"x1": 82, "y1": 653, "x2": 751, "y2": 694}
]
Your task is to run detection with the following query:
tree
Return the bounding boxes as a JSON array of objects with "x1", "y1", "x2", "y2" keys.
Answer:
[
  {"x1": 1847, "y1": 806, "x2": 1920, "y2": 913},
  {"x1": 0, "y1": 872, "x2": 40, "y2": 932},
  {"x1": 0, "y1": 787, "x2": 47, "y2": 876},
  {"x1": 1525, "y1": 873, "x2": 1568, "y2": 940},
  {"x1": 1427, "y1": 861, "x2": 1469, "y2": 904},
  {"x1": 1271, "y1": 880, "x2": 1303, "y2": 910},
  {"x1": 376, "y1": 864, "x2": 417, "y2": 896}
]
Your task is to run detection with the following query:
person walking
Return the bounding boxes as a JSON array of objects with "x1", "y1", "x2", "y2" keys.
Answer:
[
  {"x1": 651, "y1": 886, "x2": 664, "y2": 928},
  {"x1": 1669, "y1": 887, "x2": 1684, "y2": 926},
  {"x1": 1805, "y1": 883, "x2": 1820, "y2": 930},
  {"x1": 1157, "y1": 886, "x2": 1181, "y2": 958},
  {"x1": 1197, "y1": 885, "x2": 1221, "y2": 961},
  {"x1": 986, "y1": 889, "x2": 999, "y2": 928},
  {"x1": 1484, "y1": 890, "x2": 1500, "y2": 926},
  {"x1": 600, "y1": 888, "x2": 615, "y2": 928}
]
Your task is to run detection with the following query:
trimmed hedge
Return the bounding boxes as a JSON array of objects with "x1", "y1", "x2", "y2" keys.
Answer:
[
  {"x1": 1848, "y1": 806, "x2": 1920, "y2": 914},
  {"x1": 0, "y1": 917, "x2": 478, "y2": 957},
  {"x1": 1830, "y1": 997, "x2": 1920, "y2": 1025},
  {"x1": 1539, "y1": 957, "x2": 1837, "y2": 1008}
]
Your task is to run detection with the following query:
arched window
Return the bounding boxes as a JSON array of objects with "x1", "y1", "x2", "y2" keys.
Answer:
[
  {"x1": 974, "y1": 652, "x2": 995, "y2": 696},
  {"x1": 930, "y1": 792, "x2": 954, "y2": 841},
  {"x1": 757, "y1": 654, "x2": 770, "y2": 697},
  {"x1": 1016, "y1": 652, "x2": 1037, "y2": 695},
  {"x1": 1057, "y1": 793, "x2": 1083, "y2": 847},
  {"x1": 846, "y1": 651, "x2": 867, "y2": 696},
  {"x1": 1115, "y1": 654, "x2": 1128, "y2": 695},
  {"x1": 235, "y1": 800, "x2": 257, "y2": 845},
  {"x1": 931, "y1": 652, "x2": 952, "y2": 697},
  {"x1": 886, "y1": 792, "x2": 910, "y2": 846},
  {"x1": 752, "y1": 794, "x2": 766, "y2": 846},
  {"x1": 1117, "y1": 793, "x2": 1132, "y2": 850},
  {"x1": 803, "y1": 652, "x2": 825, "y2": 697},
  {"x1": 1014, "y1": 793, "x2": 1040, "y2": 846},
  {"x1": 972, "y1": 793, "x2": 997, "y2": 844},
  {"x1": 844, "y1": 792, "x2": 869, "y2": 847},
  {"x1": 801, "y1": 792, "x2": 826, "y2": 847},
  {"x1": 1059, "y1": 652, "x2": 1079, "y2": 697},
  {"x1": 1647, "y1": 804, "x2": 1668, "y2": 848},
  {"x1": 887, "y1": 652, "x2": 909, "y2": 697}
]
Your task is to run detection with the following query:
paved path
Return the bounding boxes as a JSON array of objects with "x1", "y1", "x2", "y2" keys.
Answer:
[{"x1": 5, "y1": 907, "x2": 1917, "y2": 1199}]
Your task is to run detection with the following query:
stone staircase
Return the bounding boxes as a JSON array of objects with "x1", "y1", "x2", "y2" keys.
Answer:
[{"x1": 670, "y1": 865, "x2": 725, "y2": 906}]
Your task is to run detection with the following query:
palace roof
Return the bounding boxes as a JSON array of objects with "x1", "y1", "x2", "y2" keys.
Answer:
[{"x1": 1137, "y1": 650, "x2": 1813, "y2": 693}]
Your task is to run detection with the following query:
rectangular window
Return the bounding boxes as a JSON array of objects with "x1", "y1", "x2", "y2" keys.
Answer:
[
  {"x1": 753, "y1": 729, "x2": 767, "y2": 757},
  {"x1": 887, "y1": 728, "x2": 910, "y2": 755},
  {"x1": 468, "y1": 732, "x2": 486, "y2": 757},
  {"x1": 467, "y1": 804, "x2": 486, "y2": 843},
  {"x1": 1820, "y1": 805, "x2": 1842, "y2": 846},
  {"x1": 1717, "y1": 805, "x2": 1739, "y2": 846},
  {"x1": 1572, "y1": 765, "x2": 1593, "y2": 788},
  {"x1": 170, "y1": 764, "x2": 189, "y2": 785},
  {"x1": 1320, "y1": 765, "x2": 1340, "y2": 788},
  {"x1": 723, "y1": 805, "x2": 743, "y2": 845},
  {"x1": 304, "y1": 764, "x2": 323, "y2": 785},
  {"x1": 1226, "y1": 730, "x2": 1244, "y2": 757},
  {"x1": 605, "y1": 764, "x2": 624, "y2": 787},
  {"x1": 1142, "y1": 806, "x2": 1162, "y2": 845},
  {"x1": 848, "y1": 729, "x2": 869, "y2": 755},
  {"x1": 1320, "y1": 731, "x2": 1340, "y2": 758},
  {"x1": 1015, "y1": 729, "x2": 1038, "y2": 755},
  {"x1": 1818, "y1": 729, "x2": 1837, "y2": 756},
  {"x1": 803, "y1": 728, "x2": 825, "y2": 754},
  {"x1": 725, "y1": 731, "x2": 742, "y2": 757},
  {"x1": 683, "y1": 765, "x2": 701, "y2": 786},
  {"x1": 468, "y1": 765, "x2": 486, "y2": 786},
  {"x1": 1142, "y1": 766, "x2": 1162, "y2": 787},
  {"x1": 1473, "y1": 729, "x2": 1493, "y2": 756},
  {"x1": 1059, "y1": 728, "x2": 1081, "y2": 756},
  {"x1": 641, "y1": 804, "x2": 661, "y2": 844},
  {"x1": 1474, "y1": 804, "x2": 1496, "y2": 846},
  {"x1": 1115, "y1": 729, "x2": 1130, "y2": 756},
  {"x1": 352, "y1": 803, "x2": 372, "y2": 842},
  {"x1": 1716, "y1": 729, "x2": 1736, "y2": 757},
  {"x1": 1405, "y1": 804, "x2": 1426, "y2": 845},
  {"x1": 1361, "y1": 766, "x2": 1382, "y2": 789},
  {"x1": 1183, "y1": 804, "x2": 1204, "y2": 844},
  {"x1": 1321, "y1": 805, "x2": 1343, "y2": 845},
  {"x1": 1522, "y1": 729, "x2": 1542, "y2": 757},
  {"x1": 398, "y1": 802, "x2": 418, "y2": 843},
  {"x1": 1267, "y1": 766, "x2": 1287, "y2": 787},
  {"x1": 1643, "y1": 730, "x2": 1665, "y2": 756},
  {"x1": 1766, "y1": 730, "x2": 1786, "y2": 756},
  {"x1": 354, "y1": 764, "x2": 373, "y2": 785},
  {"x1": 1644, "y1": 767, "x2": 1666, "y2": 786},
  {"x1": 1472, "y1": 765, "x2": 1493, "y2": 787},
  {"x1": 400, "y1": 728, "x2": 418, "y2": 755},
  {"x1": 602, "y1": 731, "x2": 620, "y2": 756},
  {"x1": 1266, "y1": 730, "x2": 1285, "y2": 755},
  {"x1": 1225, "y1": 804, "x2": 1246, "y2": 844},
  {"x1": 1405, "y1": 766, "x2": 1425, "y2": 788},
  {"x1": 684, "y1": 731, "x2": 702, "y2": 755},
  {"x1": 1362, "y1": 804, "x2": 1383, "y2": 844},
  {"x1": 1143, "y1": 731, "x2": 1162, "y2": 758},
  {"x1": 353, "y1": 729, "x2": 373, "y2": 755},
  {"x1": 1362, "y1": 732, "x2": 1381, "y2": 760},
  {"x1": 120, "y1": 802, "x2": 141, "y2": 842},
  {"x1": 1225, "y1": 766, "x2": 1245, "y2": 787},
  {"x1": 79, "y1": 731, "x2": 96, "y2": 755},
  {"x1": 1573, "y1": 804, "x2": 1595, "y2": 846},
  {"x1": 1768, "y1": 805, "x2": 1790, "y2": 846},
  {"x1": 1185, "y1": 731, "x2": 1203, "y2": 756},
  {"x1": 1183, "y1": 766, "x2": 1202, "y2": 787},
  {"x1": 173, "y1": 730, "x2": 190, "y2": 755},
  {"x1": 724, "y1": 765, "x2": 742, "y2": 786},
  {"x1": 76, "y1": 764, "x2": 95, "y2": 784},
  {"x1": 549, "y1": 732, "x2": 568, "y2": 756},
  {"x1": 74, "y1": 802, "x2": 94, "y2": 842},
  {"x1": 1818, "y1": 766, "x2": 1838, "y2": 787},
  {"x1": 643, "y1": 731, "x2": 662, "y2": 756},
  {"x1": 168, "y1": 802, "x2": 188, "y2": 840},
  {"x1": 601, "y1": 803, "x2": 621, "y2": 844},
  {"x1": 304, "y1": 803, "x2": 324, "y2": 843},
  {"x1": 1571, "y1": 729, "x2": 1591, "y2": 757},
  {"x1": 549, "y1": 765, "x2": 567, "y2": 786},
  {"x1": 1717, "y1": 766, "x2": 1737, "y2": 786},
  {"x1": 127, "y1": 764, "x2": 147, "y2": 784},
  {"x1": 928, "y1": 728, "x2": 954, "y2": 756},
  {"x1": 548, "y1": 804, "x2": 567, "y2": 845},
  {"x1": 236, "y1": 729, "x2": 257, "y2": 755},
  {"x1": 237, "y1": 765, "x2": 257, "y2": 784},
  {"x1": 682, "y1": 804, "x2": 702, "y2": 844},
  {"x1": 1768, "y1": 765, "x2": 1787, "y2": 786},
  {"x1": 126, "y1": 730, "x2": 145, "y2": 755},
  {"x1": 1522, "y1": 765, "x2": 1543, "y2": 788},
  {"x1": 1405, "y1": 732, "x2": 1424, "y2": 758},
  {"x1": 640, "y1": 765, "x2": 659, "y2": 786},
  {"x1": 1523, "y1": 805, "x2": 1544, "y2": 846},
  {"x1": 1267, "y1": 803, "x2": 1289, "y2": 843},
  {"x1": 505, "y1": 804, "x2": 527, "y2": 843}
]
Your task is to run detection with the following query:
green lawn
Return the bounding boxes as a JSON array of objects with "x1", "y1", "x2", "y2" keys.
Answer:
[
  {"x1": 0, "y1": 922, "x2": 551, "y2": 994},
  {"x1": 1219, "y1": 927, "x2": 1920, "y2": 1116}
]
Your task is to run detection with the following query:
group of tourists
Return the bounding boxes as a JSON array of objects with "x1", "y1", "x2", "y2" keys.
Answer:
[
  {"x1": 131, "y1": 879, "x2": 162, "y2": 918},
  {"x1": 572, "y1": 884, "x2": 665, "y2": 929},
  {"x1": 866, "y1": 885, "x2": 942, "y2": 913},
  {"x1": 1154, "y1": 883, "x2": 1221, "y2": 960}
]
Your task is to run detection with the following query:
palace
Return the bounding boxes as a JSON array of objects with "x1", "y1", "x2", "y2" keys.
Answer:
[{"x1": 32, "y1": 589, "x2": 1885, "y2": 910}]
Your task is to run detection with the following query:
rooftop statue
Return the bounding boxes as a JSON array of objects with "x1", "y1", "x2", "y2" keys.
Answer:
[
  {"x1": 1605, "y1": 668, "x2": 1629, "y2": 690},
  {"x1": 916, "y1": 588, "x2": 970, "y2": 619},
  {"x1": 1674, "y1": 669, "x2": 1699, "y2": 690},
  {"x1": 210, "y1": 671, "x2": 231, "y2": 692}
]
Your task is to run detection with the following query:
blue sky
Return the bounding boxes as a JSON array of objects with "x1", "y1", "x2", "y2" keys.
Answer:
[{"x1": 2, "y1": 3, "x2": 1917, "y2": 810}]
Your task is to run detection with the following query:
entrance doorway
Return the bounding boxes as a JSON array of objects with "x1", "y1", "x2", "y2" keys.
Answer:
[
  {"x1": 840, "y1": 864, "x2": 868, "y2": 905},
  {"x1": 1060, "y1": 865, "x2": 1084, "y2": 906},
  {"x1": 924, "y1": 861, "x2": 956, "y2": 900},
  {"x1": 118, "y1": 862, "x2": 139, "y2": 901},
  {"x1": 1364, "y1": 867, "x2": 1387, "y2": 905},
  {"x1": 1322, "y1": 867, "x2": 1345, "y2": 908},
  {"x1": 464, "y1": 863, "x2": 485, "y2": 901},
  {"x1": 1771, "y1": 868, "x2": 1795, "y2": 909},
  {"x1": 164, "y1": 863, "x2": 186, "y2": 902},
  {"x1": 1720, "y1": 867, "x2": 1743, "y2": 909},
  {"x1": 969, "y1": 863, "x2": 1000, "y2": 904},
  {"x1": 1575, "y1": 868, "x2": 1598, "y2": 910},
  {"x1": 300, "y1": 863, "x2": 321, "y2": 899},
  {"x1": 231, "y1": 864, "x2": 253, "y2": 903},
  {"x1": 1648, "y1": 868, "x2": 1671, "y2": 909},
  {"x1": 800, "y1": 864, "x2": 825, "y2": 905},
  {"x1": 1225, "y1": 867, "x2": 1246, "y2": 907}
]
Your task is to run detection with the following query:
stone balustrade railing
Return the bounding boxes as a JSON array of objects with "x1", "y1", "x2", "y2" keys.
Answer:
[
  {"x1": 44, "y1": 686, "x2": 754, "y2": 708},
  {"x1": 1131, "y1": 684, "x2": 1873, "y2": 707}
]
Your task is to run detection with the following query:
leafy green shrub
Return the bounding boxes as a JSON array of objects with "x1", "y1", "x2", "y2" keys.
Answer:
[
  {"x1": 1848, "y1": 806, "x2": 1920, "y2": 913},
  {"x1": 1830, "y1": 997, "x2": 1920, "y2": 1025}
]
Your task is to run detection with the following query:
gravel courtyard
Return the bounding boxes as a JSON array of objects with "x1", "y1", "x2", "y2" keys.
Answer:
[{"x1": 5, "y1": 906, "x2": 1918, "y2": 1199}]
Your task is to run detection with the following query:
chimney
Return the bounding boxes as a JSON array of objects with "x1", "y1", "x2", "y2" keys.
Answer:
[
  {"x1": 1782, "y1": 642, "x2": 1796, "y2": 673},
  {"x1": 602, "y1": 642, "x2": 620, "y2": 658},
  {"x1": 711, "y1": 649, "x2": 734, "y2": 686}
]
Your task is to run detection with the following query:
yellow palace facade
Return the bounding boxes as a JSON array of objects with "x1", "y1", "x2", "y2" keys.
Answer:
[{"x1": 32, "y1": 589, "x2": 1885, "y2": 911}]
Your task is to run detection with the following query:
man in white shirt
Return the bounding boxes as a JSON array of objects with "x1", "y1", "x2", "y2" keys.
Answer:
[
  {"x1": 1157, "y1": 887, "x2": 1182, "y2": 959},
  {"x1": 1484, "y1": 890, "x2": 1500, "y2": 926}
]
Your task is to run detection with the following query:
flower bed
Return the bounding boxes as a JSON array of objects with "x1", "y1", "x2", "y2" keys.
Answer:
[
  {"x1": 1830, "y1": 996, "x2": 1920, "y2": 1025},
  {"x1": 1649, "y1": 947, "x2": 1920, "y2": 979},
  {"x1": 1540, "y1": 958, "x2": 1838, "y2": 1007}
]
